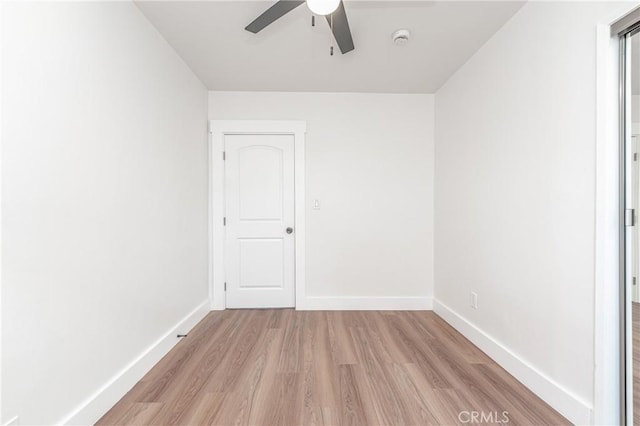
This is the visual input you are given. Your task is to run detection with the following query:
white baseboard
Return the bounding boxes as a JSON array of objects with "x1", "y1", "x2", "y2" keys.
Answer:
[
  {"x1": 299, "y1": 296, "x2": 433, "y2": 310},
  {"x1": 433, "y1": 299, "x2": 592, "y2": 425},
  {"x1": 2, "y1": 416, "x2": 19, "y2": 426},
  {"x1": 57, "y1": 300, "x2": 210, "y2": 425}
]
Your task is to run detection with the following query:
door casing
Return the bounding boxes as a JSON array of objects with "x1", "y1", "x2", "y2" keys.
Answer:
[{"x1": 209, "y1": 120, "x2": 306, "y2": 310}]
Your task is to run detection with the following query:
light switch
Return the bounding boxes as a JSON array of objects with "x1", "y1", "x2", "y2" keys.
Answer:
[{"x1": 313, "y1": 199, "x2": 320, "y2": 210}]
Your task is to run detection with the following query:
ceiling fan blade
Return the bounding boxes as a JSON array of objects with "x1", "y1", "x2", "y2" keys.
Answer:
[
  {"x1": 245, "y1": 0, "x2": 306, "y2": 33},
  {"x1": 325, "y1": 1, "x2": 354, "y2": 54}
]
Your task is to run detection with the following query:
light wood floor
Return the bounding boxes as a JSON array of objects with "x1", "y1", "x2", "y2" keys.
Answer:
[{"x1": 97, "y1": 310, "x2": 569, "y2": 425}]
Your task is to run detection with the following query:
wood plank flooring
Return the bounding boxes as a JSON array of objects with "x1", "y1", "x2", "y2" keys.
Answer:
[{"x1": 97, "y1": 310, "x2": 569, "y2": 425}]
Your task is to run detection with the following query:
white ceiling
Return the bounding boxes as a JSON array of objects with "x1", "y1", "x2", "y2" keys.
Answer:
[{"x1": 135, "y1": 1, "x2": 525, "y2": 93}]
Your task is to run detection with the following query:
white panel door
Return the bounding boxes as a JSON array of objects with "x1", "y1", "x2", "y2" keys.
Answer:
[{"x1": 224, "y1": 134, "x2": 295, "y2": 308}]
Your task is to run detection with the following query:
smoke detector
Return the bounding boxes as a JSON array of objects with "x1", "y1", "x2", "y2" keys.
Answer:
[{"x1": 392, "y1": 29, "x2": 411, "y2": 46}]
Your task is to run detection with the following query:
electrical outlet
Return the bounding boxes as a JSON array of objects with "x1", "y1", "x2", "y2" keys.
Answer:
[{"x1": 471, "y1": 292, "x2": 478, "y2": 309}]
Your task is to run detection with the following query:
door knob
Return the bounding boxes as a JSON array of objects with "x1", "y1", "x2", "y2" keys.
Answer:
[{"x1": 286, "y1": 227, "x2": 294, "y2": 234}]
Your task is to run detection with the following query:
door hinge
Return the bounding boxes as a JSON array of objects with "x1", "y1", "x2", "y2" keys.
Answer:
[
  {"x1": 634, "y1": 152, "x2": 638, "y2": 161},
  {"x1": 634, "y1": 277, "x2": 637, "y2": 286},
  {"x1": 626, "y1": 209, "x2": 635, "y2": 226},
  {"x1": 224, "y1": 282, "x2": 227, "y2": 291},
  {"x1": 223, "y1": 151, "x2": 226, "y2": 161},
  {"x1": 223, "y1": 217, "x2": 226, "y2": 226}
]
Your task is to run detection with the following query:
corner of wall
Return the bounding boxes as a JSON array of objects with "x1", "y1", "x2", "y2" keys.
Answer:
[
  {"x1": 57, "y1": 300, "x2": 210, "y2": 425},
  {"x1": 433, "y1": 300, "x2": 592, "y2": 425}
]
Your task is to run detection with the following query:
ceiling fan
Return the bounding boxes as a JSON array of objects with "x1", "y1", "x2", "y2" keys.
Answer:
[{"x1": 245, "y1": 0, "x2": 355, "y2": 55}]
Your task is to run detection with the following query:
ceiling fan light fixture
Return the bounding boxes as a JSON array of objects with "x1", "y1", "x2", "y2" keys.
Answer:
[{"x1": 306, "y1": 0, "x2": 340, "y2": 16}]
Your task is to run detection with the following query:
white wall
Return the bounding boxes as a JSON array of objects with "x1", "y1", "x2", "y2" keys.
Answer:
[
  {"x1": 434, "y1": 1, "x2": 634, "y2": 424},
  {"x1": 1, "y1": 2, "x2": 209, "y2": 424},
  {"x1": 210, "y1": 92, "x2": 434, "y2": 308},
  {"x1": 0, "y1": 0, "x2": 5, "y2": 422}
]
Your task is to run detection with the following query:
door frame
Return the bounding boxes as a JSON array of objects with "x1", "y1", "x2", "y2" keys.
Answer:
[
  {"x1": 595, "y1": 10, "x2": 635, "y2": 423},
  {"x1": 208, "y1": 120, "x2": 307, "y2": 310},
  {"x1": 596, "y1": 6, "x2": 640, "y2": 422}
]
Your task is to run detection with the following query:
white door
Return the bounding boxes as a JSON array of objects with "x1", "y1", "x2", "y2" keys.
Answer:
[{"x1": 224, "y1": 134, "x2": 295, "y2": 308}]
